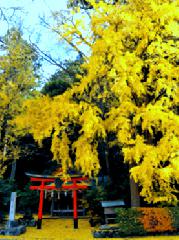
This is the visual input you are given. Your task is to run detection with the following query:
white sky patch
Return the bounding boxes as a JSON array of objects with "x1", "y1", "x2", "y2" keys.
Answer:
[{"x1": 0, "y1": 0, "x2": 79, "y2": 83}]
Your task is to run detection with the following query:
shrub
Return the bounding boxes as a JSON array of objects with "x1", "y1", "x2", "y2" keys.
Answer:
[
  {"x1": 115, "y1": 208, "x2": 146, "y2": 236},
  {"x1": 115, "y1": 207, "x2": 179, "y2": 237},
  {"x1": 139, "y1": 207, "x2": 174, "y2": 232},
  {"x1": 0, "y1": 179, "x2": 17, "y2": 212},
  {"x1": 17, "y1": 184, "x2": 39, "y2": 213},
  {"x1": 83, "y1": 186, "x2": 106, "y2": 226},
  {"x1": 168, "y1": 207, "x2": 179, "y2": 230}
]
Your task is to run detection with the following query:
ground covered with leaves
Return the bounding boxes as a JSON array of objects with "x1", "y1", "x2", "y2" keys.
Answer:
[{"x1": 0, "y1": 219, "x2": 179, "y2": 240}]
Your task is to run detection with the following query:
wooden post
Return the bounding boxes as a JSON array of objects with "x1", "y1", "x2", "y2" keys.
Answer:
[
  {"x1": 73, "y1": 189, "x2": 78, "y2": 229},
  {"x1": 37, "y1": 181, "x2": 44, "y2": 229},
  {"x1": 50, "y1": 192, "x2": 54, "y2": 216}
]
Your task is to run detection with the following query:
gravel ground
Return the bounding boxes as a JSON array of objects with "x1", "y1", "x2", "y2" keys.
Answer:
[{"x1": 0, "y1": 218, "x2": 179, "y2": 240}]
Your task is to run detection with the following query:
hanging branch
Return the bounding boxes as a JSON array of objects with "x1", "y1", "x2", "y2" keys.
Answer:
[{"x1": 39, "y1": 15, "x2": 88, "y2": 60}]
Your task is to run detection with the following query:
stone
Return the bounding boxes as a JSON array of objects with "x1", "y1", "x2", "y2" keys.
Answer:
[
  {"x1": 7, "y1": 220, "x2": 18, "y2": 228},
  {"x1": 9, "y1": 192, "x2": 16, "y2": 221},
  {"x1": 93, "y1": 231, "x2": 103, "y2": 238},
  {"x1": 99, "y1": 224, "x2": 111, "y2": 230},
  {"x1": 18, "y1": 217, "x2": 36, "y2": 227},
  {"x1": 4, "y1": 225, "x2": 26, "y2": 236}
]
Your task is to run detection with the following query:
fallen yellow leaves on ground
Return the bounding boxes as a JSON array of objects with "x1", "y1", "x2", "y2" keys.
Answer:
[{"x1": 1, "y1": 218, "x2": 179, "y2": 240}]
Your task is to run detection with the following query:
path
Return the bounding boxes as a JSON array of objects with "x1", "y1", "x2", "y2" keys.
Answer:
[{"x1": 0, "y1": 219, "x2": 179, "y2": 240}]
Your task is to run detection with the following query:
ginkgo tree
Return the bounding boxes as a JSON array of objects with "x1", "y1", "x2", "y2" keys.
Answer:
[
  {"x1": 0, "y1": 29, "x2": 38, "y2": 178},
  {"x1": 15, "y1": 0, "x2": 179, "y2": 205}
]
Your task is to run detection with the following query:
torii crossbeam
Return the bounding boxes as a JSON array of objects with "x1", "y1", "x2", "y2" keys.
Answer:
[{"x1": 26, "y1": 173, "x2": 89, "y2": 229}]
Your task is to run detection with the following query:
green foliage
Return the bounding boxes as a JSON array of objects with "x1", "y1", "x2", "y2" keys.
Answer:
[
  {"x1": 84, "y1": 186, "x2": 106, "y2": 218},
  {"x1": 42, "y1": 79, "x2": 70, "y2": 97},
  {"x1": 16, "y1": 184, "x2": 39, "y2": 213},
  {"x1": 168, "y1": 207, "x2": 179, "y2": 230},
  {"x1": 0, "y1": 179, "x2": 16, "y2": 211},
  {"x1": 41, "y1": 58, "x2": 84, "y2": 97},
  {"x1": 0, "y1": 179, "x2": 38, "y2": 214},
  {"x1": 115, "y1": 208, "x2": 145, "y2": 236}
]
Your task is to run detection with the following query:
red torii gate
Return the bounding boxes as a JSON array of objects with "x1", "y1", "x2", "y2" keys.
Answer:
[{"x1": 26, "y1": 173, "x2": 89, "y2": 229}]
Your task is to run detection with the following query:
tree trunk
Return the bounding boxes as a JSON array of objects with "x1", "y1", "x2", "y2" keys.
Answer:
[
  {"x1": 129, "y1": 176, "x2": 140, "y2": 207},
  {"x1": 10, "y1": 161, "x2": 16, "y2": 181},
  {"x1": 105, "y1": 150, "x2": 110, "y2": 176},
  {"x1": 104, "y1": 139, "x2": 111, "y2": 183},
  {"x1": 2, "y1": 140, "x2": 7, "y2": 161},
  {"x1": 129, "y1": 164, "x2": 140, "y2": 207}
]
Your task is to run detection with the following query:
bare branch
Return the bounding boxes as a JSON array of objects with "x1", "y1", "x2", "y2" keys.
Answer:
[
  {"x1": 0, "y1": 7, "x2": 10, "y2": 29},
  {"x1": 0, "y1": 6, "x2": 22, "y2": 29},
  {"x1": 0, "y1": 36, "x2": 5, "y2": 45},
  {"x1": 29, "y1": 37, "x2": 79, "y2": 77}
]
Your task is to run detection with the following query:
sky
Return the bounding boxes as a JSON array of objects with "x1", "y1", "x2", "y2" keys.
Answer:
[{"x1": 0, "y1": 0, "x2": 78, "y2": 83}]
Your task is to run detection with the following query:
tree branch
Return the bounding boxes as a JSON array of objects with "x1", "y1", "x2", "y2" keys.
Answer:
[
  {"x1": 39, "y1": 15, "x2": 88, "y2": 60},
  {"x1": 29, "y1": 37, "x2": 80, "y2": 77}
]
